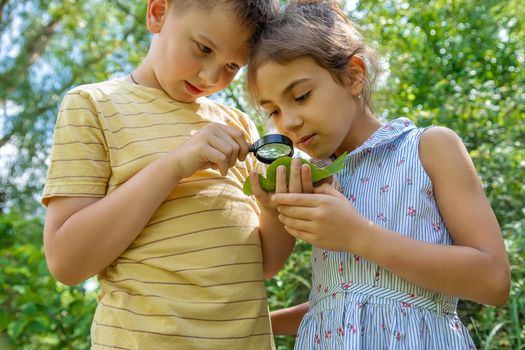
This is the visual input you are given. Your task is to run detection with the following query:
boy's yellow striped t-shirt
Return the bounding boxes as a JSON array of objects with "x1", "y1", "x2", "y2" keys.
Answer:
[{"x1": 43, "y1": 79, "x2": 274, "y2": 349}]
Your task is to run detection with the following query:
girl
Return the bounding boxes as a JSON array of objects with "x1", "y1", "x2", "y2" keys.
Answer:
[{"x1": 246, "y1": 0, "x2": 510, "y2": 348}]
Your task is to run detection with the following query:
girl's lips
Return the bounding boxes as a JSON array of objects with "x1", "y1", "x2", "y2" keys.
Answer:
[
  {"x1": 297, "y1": 134, "x2": 315, "y2": 148},
  {"x1": 185, "y1": 81, "x2": 204, "y2": 95}
]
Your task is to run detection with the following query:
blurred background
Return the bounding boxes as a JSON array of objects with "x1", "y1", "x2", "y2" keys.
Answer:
[{"x1": 0, "y1": 0, "x2": 523, "y2": 349}]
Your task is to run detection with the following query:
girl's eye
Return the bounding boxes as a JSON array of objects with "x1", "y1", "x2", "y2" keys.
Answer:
[
  {"x1": 268, "y1": 110, "x2": 279, "y2": 119},
  {"x1": 197, "y1": 42, "x2": 212, "y2": 54},
  {"x1": 295, "y1": 91, "x2": 311, "y2": 102}
]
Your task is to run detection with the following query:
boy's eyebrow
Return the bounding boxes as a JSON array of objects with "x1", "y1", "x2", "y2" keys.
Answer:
[
  {"x1": 259, "y1": 78, "x2": 309, "y2": 105},
  {"x1": 196, "y1": 34, "x2": 218, "y2": 51}
]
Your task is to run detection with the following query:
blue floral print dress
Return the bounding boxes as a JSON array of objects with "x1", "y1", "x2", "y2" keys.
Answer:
[{"x1": 294, "y1": 118, "x2": 477, "y2": 349}]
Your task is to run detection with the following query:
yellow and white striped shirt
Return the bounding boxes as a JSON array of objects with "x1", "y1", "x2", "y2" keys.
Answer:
[{"x1": 43, "y1": 79, "x2": 274, "y2": 349}]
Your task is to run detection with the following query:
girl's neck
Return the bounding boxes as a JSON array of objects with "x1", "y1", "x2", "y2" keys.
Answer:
[{"x1": 335, "y1": 107, "x2": 382, "y2": 156}]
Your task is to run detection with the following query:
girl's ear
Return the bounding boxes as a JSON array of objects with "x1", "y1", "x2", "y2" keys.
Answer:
[
  {"x1": 147, "y1": 0, "x2": 168, "y2": 34},
  {"x1": 345, "y1": 55, "x2": 367, "y2": 97}
]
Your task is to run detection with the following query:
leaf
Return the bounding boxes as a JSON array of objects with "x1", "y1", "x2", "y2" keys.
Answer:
[
  {"x1": 243, "y1": 173, "x2": 275, "y2": 195},
  {"x1": 242, "y1": 152, "x2": 348, "y2": 195},
  {"x1": 324, "y1": 152, "x2": 348, "y2": 174},
  {"x1": 483, "y1": 321, "x2": 507, "y2": 350}
]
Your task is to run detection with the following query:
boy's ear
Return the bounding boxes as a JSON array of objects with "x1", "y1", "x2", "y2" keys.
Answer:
[
  {"x1": 345, "y1": 55, "x2": 367, "y2": 97},
  {"x1": 147, "y1": 0, "x2": 168, "y2": 34}
]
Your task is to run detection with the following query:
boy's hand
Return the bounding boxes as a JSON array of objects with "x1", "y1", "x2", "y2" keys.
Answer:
[
  {"x1": 171, "y1": 122, "x2": 249, "y2": 178},
  {"x1": 251, "y1": 158, "x2": 313, "y2": 209}
]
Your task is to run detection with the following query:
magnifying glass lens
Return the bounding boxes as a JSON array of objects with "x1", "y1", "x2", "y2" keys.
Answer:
[
  {"x1": 249, "y1": 134, "x2": 294, "y2": 164},
  {"x1": 256, "y1": 143, "x2": 293, "y2": 159}
]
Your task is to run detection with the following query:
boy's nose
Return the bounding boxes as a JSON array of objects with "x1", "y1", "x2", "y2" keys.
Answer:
[{"x1": 198, "y1": 65, "x2": 221, "y2": 87}]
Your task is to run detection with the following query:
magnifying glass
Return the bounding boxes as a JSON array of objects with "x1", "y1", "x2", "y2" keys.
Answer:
[{"x1": 249, "y1": 134, "x2": 294, "y2": 164}]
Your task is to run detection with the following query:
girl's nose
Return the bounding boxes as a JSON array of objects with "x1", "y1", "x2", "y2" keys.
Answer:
[{"x1": 281, "y1": 111, "x2": 303, "y2": 132}]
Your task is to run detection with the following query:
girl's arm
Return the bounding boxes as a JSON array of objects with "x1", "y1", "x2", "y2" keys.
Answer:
[
  {"x1": 252, "y1": 160, "x2": 309, "y2": 278},
  {"x1": 272, "y1": 127, "x2": 510, "y2": 306},
  {"x1": 398, "y1": 126, "x2": 510, "y2": 304},
  {"x1": 258, "y1": 205, "x2": 296, "y2": 279},
  {"x1": 270, "y1": 302, "x2": 309, "y2": 336},
  {"x1": 366, "y1": 126, "x2": 510, "y2": 305}
]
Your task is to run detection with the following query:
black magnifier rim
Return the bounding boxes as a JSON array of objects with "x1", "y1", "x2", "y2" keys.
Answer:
[{"x1": 249, "y1": 134, "x2": 294, "y2": 164}]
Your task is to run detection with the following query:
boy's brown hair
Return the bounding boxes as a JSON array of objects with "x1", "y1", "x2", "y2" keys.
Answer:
[{"x1": 171, "y1": 0, "x2": 279, "y2": 40}]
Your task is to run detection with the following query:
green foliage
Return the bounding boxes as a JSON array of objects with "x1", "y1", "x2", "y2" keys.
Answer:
[
  {"x1": 0, "y1": 0, "x2": 523, "y2": 349},
  {"x1": 0, "y1": 211, "x2": 96, "y2": 349},
  {"x1": 266, "y1": 241, "x2": 312, "y2": 349},
  {"x1": 0, "y1": 0, "x2": 149, "y2": 212}
]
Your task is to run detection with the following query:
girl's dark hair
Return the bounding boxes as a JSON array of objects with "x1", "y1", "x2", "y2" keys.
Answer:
[{"x1": 246, "y1": 0, "x2": 380, "y2": 109}]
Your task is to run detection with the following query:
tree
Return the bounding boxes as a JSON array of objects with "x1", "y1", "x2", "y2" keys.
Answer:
[
  {"x1": 1, "y1": 0, "x2": 523, "y2": 349},
  {"x1": 0, "y1": 0, "x2": 149, "y2": 213}
]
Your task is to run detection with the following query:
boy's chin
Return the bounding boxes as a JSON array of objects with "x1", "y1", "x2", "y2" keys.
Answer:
[{"x1": 167, "y1": 90, "x2": 200, "y2": 104}]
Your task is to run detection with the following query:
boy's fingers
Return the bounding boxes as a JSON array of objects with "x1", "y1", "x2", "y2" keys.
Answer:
[
  {"x1": 203, "y1": 147, "x2": 229, "y2": 175},
  {"x1": 221, "y1": 124, "x2": 249, "y2": 161},
  {"x1": 207, "y1": 133, "x2": 239, "y2": 168}
]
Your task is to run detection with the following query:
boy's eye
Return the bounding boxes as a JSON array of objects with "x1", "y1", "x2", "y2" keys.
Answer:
[
  {"x1": 294, "y1": 91, "x2": 311, "y2": 102},
  {"x1": 197, "y1": 42, "x2": 212, "y2": 54},
  {"x1": 226, "y1": 62, "x2": 240, "y2": 71}
]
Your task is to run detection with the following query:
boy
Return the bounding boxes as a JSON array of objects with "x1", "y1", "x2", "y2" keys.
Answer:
[{"x1": 42, "y1": 0, "x2": 291, "y2": 349}]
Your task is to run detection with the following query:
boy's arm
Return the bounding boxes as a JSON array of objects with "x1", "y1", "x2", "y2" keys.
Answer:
[
  {"x1": 270, "y1": 302, "x2": 309, "y2": 336},
  {"x1": 45, "y1": 122, "x2": 251, "y2": 286},
  {"x1": 44, "y1": 150, "x2": 183, "y2": 285}
]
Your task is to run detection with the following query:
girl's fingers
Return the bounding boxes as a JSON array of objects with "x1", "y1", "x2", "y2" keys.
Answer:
[
  {"x1": 313, "y1": 183, "x2": 346, "y2": 199},
  {"x1": 275, "y1": 165, "x2": 288, "y2": 193},
  {"x1": 271, "y1": 192, "x2": 323, "y2": 207},
  {"x1": 301, "y1": 164, "x2": 313, "y2": 193},
  {"x1": 250, "y1": 171, "x2": 264, "y2": 195},
  {"x1": 250, "y1": 171, "x2": 272, "y2": 207},
  {"x1": 287, "y1": 158, "x2": 303, "y2": 193},
  {"x1": 282, "y1": 226, "x2": 310, "y2": 242},
  {"x1": 278, "y1": 205, "x2": 316, "y2": 220},
  {"x1": 277, "y1": 213, "x2": 312, "y2": 233}
]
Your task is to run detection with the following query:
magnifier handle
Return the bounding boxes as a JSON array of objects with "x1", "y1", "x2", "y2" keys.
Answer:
[{"x1": 248, "y1": 145, "x2": 255, "y2": 152}]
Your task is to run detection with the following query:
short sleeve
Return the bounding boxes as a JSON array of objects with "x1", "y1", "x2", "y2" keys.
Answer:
[{"x1": 42, "y1": 89, "x2": 110, "y2": 206}]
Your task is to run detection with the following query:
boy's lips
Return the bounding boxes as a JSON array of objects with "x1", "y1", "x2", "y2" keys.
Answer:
[{"x1": 185, "y1": 81, "x2": 204, "y2": 95}]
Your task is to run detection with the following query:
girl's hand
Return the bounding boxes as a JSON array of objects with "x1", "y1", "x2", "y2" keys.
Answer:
[
  {"x1": 271, "y1": 183, "x2": 367, "y2": 251},
  {"x1": 251, "y1": 158, "x2": 314, "y2": 209}
]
